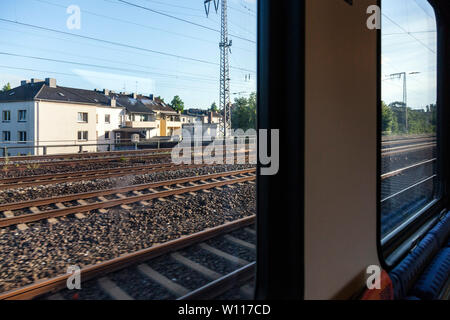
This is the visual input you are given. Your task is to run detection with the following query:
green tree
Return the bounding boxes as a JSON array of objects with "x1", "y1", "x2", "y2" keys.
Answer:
[
  {"x1": 231, "y1": 92, "x2": 256, "y2": 131},
  {"x1": 381, "y1": 101, "x2": 394, "y2": 134},
  {"x1": 210, "y1": 102, "x2": 218, "y2": 112},
  {"x1": 1, "y1": 83, "x2": 11, "y2": 92},
  {"x1": 170, "y1": 95, "x2": 184, "y2": 113}
]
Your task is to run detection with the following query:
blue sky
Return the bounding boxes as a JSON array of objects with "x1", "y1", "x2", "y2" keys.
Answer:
[
  {"x1": 0, "y1": 0, "x2": 257, "y2": 109},
  {"x1": 0, "y1": 0, "x2": 437, "y2": 111},
  {"x1": 382, "y1": 0, "x2": 437, "y2": 110}
]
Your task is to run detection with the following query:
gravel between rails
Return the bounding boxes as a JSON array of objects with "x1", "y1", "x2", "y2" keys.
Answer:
[
  {"x1": 0, "y1": 183, "x2": 256, "y2": 293},
  {"x1": 0, "y1": 164, "x2": 254, "y2": 205},
  {"x1": 0, "y1": 157, "x2": 168, "y2": 178}
]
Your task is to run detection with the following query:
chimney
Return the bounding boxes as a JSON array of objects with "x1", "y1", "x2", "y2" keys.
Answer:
[
  {"x1": 21, "y1": 80, "x2": 30, "y2": 86},
  {"x1": 45, "y1": 78, "x2": 57, "y2": 88},
  {"x1": 132, "y1": 92, "x2": 137, "y2": 99},
  {"x1": 110, "y1": 97, "x2": 116, "y2": 107},
  {"x1": 103, "y1": 89, "x2": 110, "y2": 96},
  {"x1": 149, "y1": 94, "x2": 154, "y2": 101}
]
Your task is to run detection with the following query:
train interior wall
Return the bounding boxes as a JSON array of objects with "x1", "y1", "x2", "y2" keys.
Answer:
[{"x1": 304, "y1": 0, "x2": 380, "y2": 299}]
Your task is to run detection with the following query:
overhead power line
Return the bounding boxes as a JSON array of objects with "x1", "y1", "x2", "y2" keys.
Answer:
[
  {"x1": 382, "y1": 14, "x2": 436, "y2": 54},
  {"x1": 116, "y1": 0, "x2": 256, "y2": 44},
  {"x1": 0, "y1": 18, "x2": 256, "y2": 74}
]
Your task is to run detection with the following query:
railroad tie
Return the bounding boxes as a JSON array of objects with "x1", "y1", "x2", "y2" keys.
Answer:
[
  {"x1": 75, "y1": 213, "x2": 86, "y2": 219},
  {"x1": 133, "y1": 191, "x2": 143, "y2": 196},
  {"x1": 223, "y1": 235, "x2": 256, "y2": 251},
  {"x1": 97, "y1": 277, "x2": 134, "y2": 300},
  {"x1": 29, "y1": 206, "x2": 41, "y2": 214},
  {"x1": 244, "y1": 228, "x2": 256, "y2": 236},
  {"x1": 174, "y1": 195, "x2": 185, "y2": 199},
  {"x1": 97, "y1": 196, "x2": 108, "y2": 202},
  {"x1": 188, "y1": 192, "x2": 197, "y2": 196},
  {"x1": 55, "y1": 203, "x2": 66, "y2": 209},
  {"x1": 148, "y1": 188, "x2": 157, "y2": 193},
  {"x1": 139, "y1": 201, "x2": 149, "y2": 206},
  {"x1": 3, "y1": 210, "x2": 14, "y2": 218},
  {"x1": 170, "y1": 252, "x2": 222, "y2": 281},
  {"x1": 240, "y1": 285, "x2": 254, "y2": 299},
  {"x1": 215, "y1": 187, "x2": 223, "y2": 191},
  {"x1": 120, "y1": 204, "x2": 133, "y2": 210},
  {"x1": 189, "y1": 182, "x2": 198, "y2": 187},
  {"x1": 202, "y1": 189, "x2": 211, "y2": 193},
  {"x1": 47, "y1": 218, "x2": 58, "y2": 224},
  {"x1": 98, "y1": 209, "x2": 108, "y2": 214},
  {"x1": 76, "y1": 199, "x2": 88, "y2": 206},
  {"x1": 197, "y1": 243, "x2": 249, "y2": 266},
  {"x1": 17, "y1": 224, "x2": 29, "y2": 231},
  {"x1": 137, "y1": 264, "x2": 189, "y2": 297},
  {"x1": 46, "y1": 293, "x2": 65, "y2": 300},
  {"x1": 163, "y1": 186, "x2": 172, "y2": 191},
  {"x1": 115, "y1": 193, "x2": 126, "y2": 199},
  {"x1": 157, "y1": 198, "x2": 167, "y2": 202}
]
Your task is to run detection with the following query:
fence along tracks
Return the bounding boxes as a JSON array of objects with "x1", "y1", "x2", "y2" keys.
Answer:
[
  {"x1": 0, "y1": 215, "x2": 256, "y2": 300},
  {"x1": 0, "y1": 169, "x2": 256, "y2": 228}
]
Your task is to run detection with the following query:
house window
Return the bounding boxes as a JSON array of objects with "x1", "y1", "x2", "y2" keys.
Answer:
[
  {"x1": 78, "y1": 112, "x2": 88, "y2": 123},
  {"x1": 18, "y1": 131, "x2": 27, "y2": 143},
  {"x1": 2, "y1": 110, "x2": 11, "y2": 122},
  {"x1": 105, "y1": 131, "x2": 110, "y2": 139},
  {"x1": 105, "y1": 114, "x2": 110, "y2": 124},
  {"x1": 77, "y1": 131, "x2": 88, "y2": 141},
  {"x1": 2, "y1": 131, "x2": 11, "y2": 142},
  {"x1": 18, "y1": 110, "x2": 27, "y2": 122}
]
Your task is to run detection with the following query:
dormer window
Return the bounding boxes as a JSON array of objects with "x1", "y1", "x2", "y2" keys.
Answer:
[{"x1": 58, "y1": 92, "x2": 65, "y2": 97}]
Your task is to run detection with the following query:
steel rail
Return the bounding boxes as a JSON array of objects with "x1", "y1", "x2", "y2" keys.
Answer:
[
  {"x1": 381, "y1": 174, "x2": 437, "y2": 203},
  {"x1": 0, "y1": 163, "x2": 205, "y2": 190},
  {"x1": 381, "y1": 143, "x2": 436, "y2": 157},
  {"x1": 0, "y1": 170, "x2": 256, "y2": 228},
  {"x1": 381, "y1": 137, "x2": 436, "y2": 146},
  {"x1": 0, "y1": 150, "x2": 253, "y2": 172},
  {"x1": 177, "y1": 262, "x2": 255, "y2": 300},
  {"x1": 0, "y1": 143, "x2": 253, "y2": 163},
  {"x1": 381, "y1": 158, "x2": 436, "y2": 180},
  {"x1": 0, "y1": 215, "x2": 256, "y2": 300},
  {"x1": 0, "y1": 168, "x2": 256, "y2": 212}
]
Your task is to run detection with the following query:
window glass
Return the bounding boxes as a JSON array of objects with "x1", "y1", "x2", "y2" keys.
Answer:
[
  {"x1": 18, "y1": 110, "x2": 26, "y2": 122},
  {"x1": 381, "y1": 0, "x2": 438, "y2": 239},
  {"x1": 2, "y1": 110, "x2": 11, "y2": 121},
  {"x1": 0, "y1": 0, "x2": 256, "y2": 301},
  {"x1": 78, "y1": 112, "x2": 88, "y2": 122}
]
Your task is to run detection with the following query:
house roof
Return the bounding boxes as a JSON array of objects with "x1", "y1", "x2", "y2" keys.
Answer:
[
  {"x1": 0, "y1": 80, "x2": 178, "y2": 115},
  {"x1": 0, "y1": 81, "x2": 121, "y2": 108}
]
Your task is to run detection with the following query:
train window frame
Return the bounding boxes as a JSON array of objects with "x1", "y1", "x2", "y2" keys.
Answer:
[
  {"x1": 377, "y1": 0, "x2": 450, "y2": 269},
  {"x1": 255, "y1": 0, "x2": 305, "y2": 299}
]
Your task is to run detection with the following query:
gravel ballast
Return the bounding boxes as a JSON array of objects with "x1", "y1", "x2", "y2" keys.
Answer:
[{"x1": 0, "y1": 183, "x2": 256, "y2": 293}]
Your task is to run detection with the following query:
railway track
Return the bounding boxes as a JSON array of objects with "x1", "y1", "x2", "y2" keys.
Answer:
[
  {"x1": 0, "y1": 144, "x2": 253, "y2": 165},
  {"x1": 0, "y1": 162, "x2": 204, "y2": 191},
  {"x1": 0, "y1": 169, "x2": 256, "y2": 228},
  {"x1": 0, "y1": 215, "x2": 256, "y2": 300}
]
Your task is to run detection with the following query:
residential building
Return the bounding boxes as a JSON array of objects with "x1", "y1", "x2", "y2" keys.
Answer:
[{"x1": 0, "y1": 78, "x2": 124, "y2": 156}]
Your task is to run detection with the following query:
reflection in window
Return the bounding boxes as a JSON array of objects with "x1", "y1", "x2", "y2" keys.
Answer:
[{"x1": 381, "y1": 0, "x2": 438, "y2": 238}]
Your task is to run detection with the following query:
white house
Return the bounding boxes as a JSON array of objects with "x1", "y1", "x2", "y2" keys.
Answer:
[{"x1": 0, "y1": 78, "x2": 125, "y2": 156}]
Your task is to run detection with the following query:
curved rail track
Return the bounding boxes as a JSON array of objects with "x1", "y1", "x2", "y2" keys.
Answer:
[{"x1": 0, "y1": 215, "x2": 256, "y2": 300}]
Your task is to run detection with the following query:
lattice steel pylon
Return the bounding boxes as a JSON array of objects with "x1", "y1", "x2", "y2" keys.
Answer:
[{"x1": 204, "y1": 0, "x2": 232, "y2": 137}]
